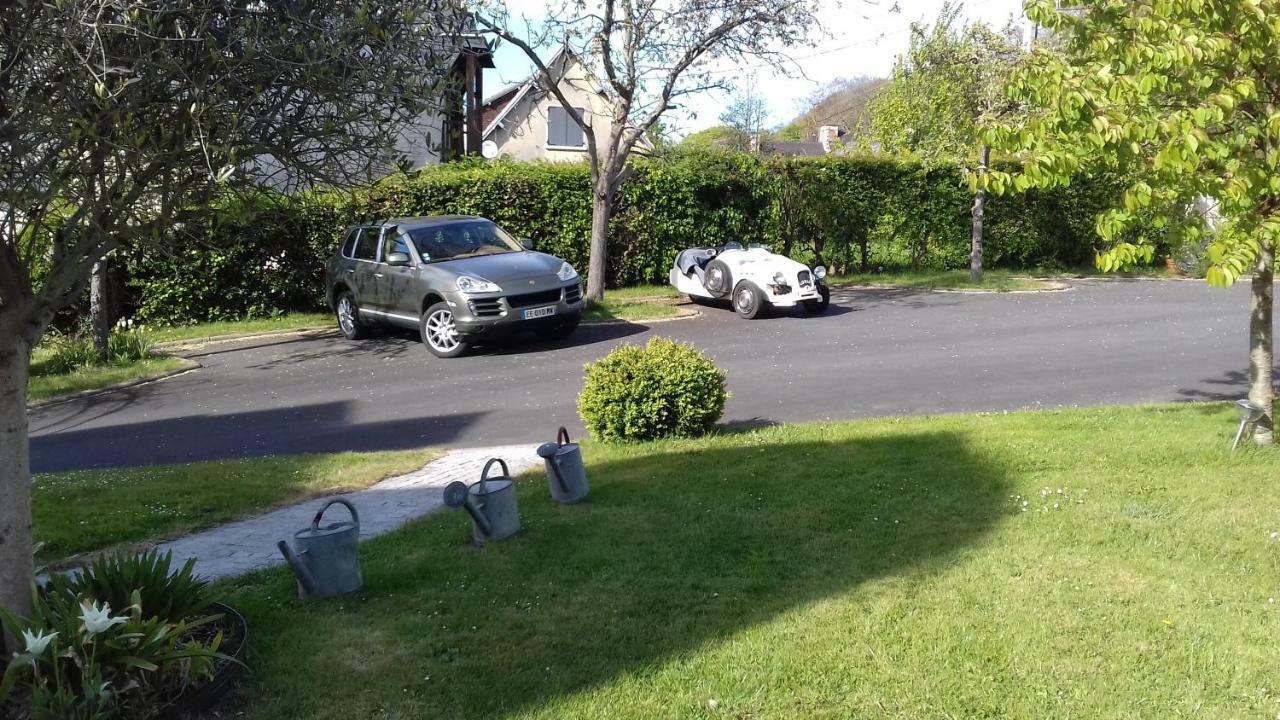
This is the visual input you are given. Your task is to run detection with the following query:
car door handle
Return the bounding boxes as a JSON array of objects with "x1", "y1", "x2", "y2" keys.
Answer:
[
  {"x1": 346, "y1": 269, "x2": 354, "y2": 274},
  {"x1": 374, "y1": 273, "x2": 384, "y2": 278}
]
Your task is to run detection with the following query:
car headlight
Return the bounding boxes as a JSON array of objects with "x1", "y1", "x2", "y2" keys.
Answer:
[
  {"x1": 772, "y1": 272, "x2": 786, "y2": 285},
  {"x1": 455, "y1": 275, "x2": 500, "y2": 294},
  {"x1": 813, "y1": 266, "x2": 827, "y2": 280},
  {"x1": 557, "y1": 262, "x2": 579, "y2": 282}
]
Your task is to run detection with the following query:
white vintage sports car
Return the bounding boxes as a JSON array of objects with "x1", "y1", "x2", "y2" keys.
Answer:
[{"x1": 669, "y1": 242, "x2": 831, "y2": 319}]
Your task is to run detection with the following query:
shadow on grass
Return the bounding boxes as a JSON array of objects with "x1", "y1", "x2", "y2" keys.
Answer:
[{"x1": 217, "y1": 429, "x2": 1012, "y2": 719}]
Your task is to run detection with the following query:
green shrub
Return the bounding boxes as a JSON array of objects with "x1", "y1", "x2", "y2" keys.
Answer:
[
  {"x1": 578, "y1": 337, "x2": 728, "y2": 441},
  {"x1": 50, "y1": 550, "x2": 211, "y2": 626},
  {"x1": 38, "y1": 334, "x2": 100, "y2": 375},
  {"x1": 112, "y1": 153, "x2": 1137, "y2": 325},
  {"x1": 106, "y1": 329, "x2": 155, "y2": 365},
  {"x1": 0, "y1": 553, "x2": 225, "y2": 719}
]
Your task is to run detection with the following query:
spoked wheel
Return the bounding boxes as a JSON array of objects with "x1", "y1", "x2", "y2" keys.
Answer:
[
  {"x1": 802, "y1": 284, "x2": 831, "y2": 315},
  {"x1": 335, "y1": 291, "x2": 369, "y2": 340},
  {"x1": 704, "y1": 260, "x2": 732, "y2": 298},
  {"x1": 732, "y1": 281, "x2": 765, "y2": 319},
  {"x1": 420, "y1": 302, "x2": 470, "y2": 358}
]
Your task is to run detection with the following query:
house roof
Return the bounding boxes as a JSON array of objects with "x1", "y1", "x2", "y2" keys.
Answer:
[
  {"x1": 481, "y1": 46, "x2": 570, "y2": 140},
  {"x1": 764, "y1": 141, "x2": 827, "y2": 157}
]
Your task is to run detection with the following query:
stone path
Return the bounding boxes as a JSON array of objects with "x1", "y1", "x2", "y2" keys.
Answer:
[{"x1": 157, "y1": 444, "x2": 542, "y2": 580}]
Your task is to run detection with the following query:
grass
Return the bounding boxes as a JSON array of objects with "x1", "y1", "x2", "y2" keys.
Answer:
[
  {"x1": 27, "y1": 353, "x2": 188, "y2": 402},
  {"x1": 214, "y1": 404, "x2": 1280, "y2": 719},
  {"x1": 149, "y1": 312, "x2": 332, "y2": 344},
  {"x1": 585, "y1": 285, "x2": 683, "y2": 322},
  {"x1": 34, "y1": 449, "x2": 438, "y2": 566},
  {"x1": 829, "y1": 268, "x2": 1058, "y2": 291}
]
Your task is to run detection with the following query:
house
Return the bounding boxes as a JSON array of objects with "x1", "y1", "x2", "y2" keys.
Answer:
[
  {"x1": 479, "y1": 47, "x2": 649, "y2": 162},
  {"x1": 751, "y1": 126, "x2": 844, "y2": 157}
]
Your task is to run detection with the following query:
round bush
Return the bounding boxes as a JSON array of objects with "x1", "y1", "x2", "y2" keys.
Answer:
[{"x1": 578, "y1": 337, "x2": 728, "y2": 441}]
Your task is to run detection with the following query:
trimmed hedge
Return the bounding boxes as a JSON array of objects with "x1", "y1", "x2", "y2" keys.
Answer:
[{"x1": 120, "y1": 153, "x2": 1134, "y2": 324}]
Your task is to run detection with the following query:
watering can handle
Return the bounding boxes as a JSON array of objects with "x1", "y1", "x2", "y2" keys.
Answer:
[
  {"x1": 557, "y1": 427, "x2": 571, "y2": 446},
  {"x1": 479, "y1": 458, "x2": 509, "y2": 493},
  {"x1": 312, "y1": 497, "x2": 360, "y2": 531}
]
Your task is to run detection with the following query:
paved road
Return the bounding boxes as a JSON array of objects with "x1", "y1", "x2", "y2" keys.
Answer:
[{"x1": 30, "y1": 280, "x2": 1262, "y2": 473}]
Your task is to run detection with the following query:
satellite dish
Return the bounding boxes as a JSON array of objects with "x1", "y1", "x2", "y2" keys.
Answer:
[{"x1": 481, "y1": 140, "x2": 498, "y2": 159}]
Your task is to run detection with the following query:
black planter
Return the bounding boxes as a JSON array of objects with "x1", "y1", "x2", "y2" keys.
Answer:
[{"x1": 157, "y1": 602, "x2": 249, "y2": 719}]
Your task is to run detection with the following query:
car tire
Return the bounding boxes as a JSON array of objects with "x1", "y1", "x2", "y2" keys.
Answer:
[
  {"x1": 420, "y1": 302, "x2": 470, "y2": 358},
  {"x1": 535, "y1": 316, "x2": 580, "y2": 342},
  {"x1": 704, "y1": 260, "x2": 732, "y2": 298},
  {"x1": 335, "y1": 290, "x2": 370, "y2": 340},
  {"x1": 732, "y1": 281, "x2": 766, "y2": 319},
  {"x1": 802, "y1": 285, "x2": 831, "y2": 315}
]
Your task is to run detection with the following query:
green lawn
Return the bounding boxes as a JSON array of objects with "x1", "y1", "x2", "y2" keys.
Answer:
[
  {"x1": 27, "y1": 355, "x2": 189, "y2": 402},
  {"x1": 586, "y1": 285, "x2": 684, "y2": 322},
  {"x1": 829, "y1": 268, "x2": 1058, "y2": 291},
  {"x1": 35, "y1": 449, "x2": 438, "y2": 567},
  {"x1": 215, "y1": 404, "x2": 1279, "y2": 719},
  {"x1": 150, "y1": 312, "x2": 332, "y2": 344}
]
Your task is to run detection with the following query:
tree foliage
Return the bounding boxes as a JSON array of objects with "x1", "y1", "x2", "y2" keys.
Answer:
[
  {"x1": 0, "y1": 0, "x2": 464, "y2": 622},
  {"x1": 869, "y1": 3, "x2": 1022, "y2": 165},
  {"x1": 979, "y1": 0, "x2": 1279, "y2": 443}
]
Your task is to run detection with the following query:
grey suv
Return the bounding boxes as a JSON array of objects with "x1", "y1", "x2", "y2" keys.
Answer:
[{"x1": 326, "y1": 216, "x2": 583, "y2": 357}]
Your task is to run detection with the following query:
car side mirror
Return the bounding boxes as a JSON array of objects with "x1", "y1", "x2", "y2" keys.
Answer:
[
  {"x1": 385, "y1": 252, "x2": 411, "y2": 266},
  {"x1": 520, "y1": 238, "x2": 534, "y2": 251}
]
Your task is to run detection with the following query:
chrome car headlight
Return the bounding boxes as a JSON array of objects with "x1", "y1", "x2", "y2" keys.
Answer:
[
  {"x1": 772, "y1": 272, "x2": 786, "y2": 285},
  {"x1": 813, "y1": 266, "x2": 827, "y2": 280},
  {"x1": 455, "y1": 275, "x2": 500, "y2": 294},
  {"x1": 557, "y1": 262, "x2": 579, "y2": 282}
]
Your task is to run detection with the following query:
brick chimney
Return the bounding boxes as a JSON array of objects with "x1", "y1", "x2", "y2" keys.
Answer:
[{"x1": 818, "y1": 125, "x2": 841, "y2": 153}]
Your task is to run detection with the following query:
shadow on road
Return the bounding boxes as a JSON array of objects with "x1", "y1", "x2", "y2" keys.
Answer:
[
  {"x1": 30, "y1": 401, "x2": 487, "y2": 474},
  {"x1": 1176, "y1": 369, "x2": 1279, "y2": 403}
]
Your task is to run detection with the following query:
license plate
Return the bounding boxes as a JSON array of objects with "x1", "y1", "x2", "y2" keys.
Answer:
[{"x1": 522, "y1": 306, "x2": 556, "y2": 320}]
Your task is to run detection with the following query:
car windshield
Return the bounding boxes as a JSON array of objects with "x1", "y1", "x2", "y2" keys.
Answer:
[{"x1": 406, "y1": 220, "x2": 522, "y2": 262}]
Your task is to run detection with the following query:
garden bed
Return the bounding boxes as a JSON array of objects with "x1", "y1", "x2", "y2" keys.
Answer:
[{"x1": 157, "y1": 602, "x2": 248, "y2": 720}]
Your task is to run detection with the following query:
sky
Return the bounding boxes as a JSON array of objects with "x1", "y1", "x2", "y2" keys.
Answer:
[{"x1": 486, "y1": 0, "x2": 1028, "y2": 138}]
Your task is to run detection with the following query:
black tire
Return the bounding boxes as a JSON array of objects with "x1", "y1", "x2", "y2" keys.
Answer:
[
  {"x1": 732, "y1": 281, "x2": 766, "y2": 319},
  {"x1": 419, "y1": 301, "x2": 470, "y2": 358},
  {"x1": 687, "y1": 294, "x2": 717, "y2": 307},
  {"x1": 535, "y1": 316, "x2": 580, "y2": 342},
  {"x1": 334, "y1": 290, "x2": 369, "y2": 340},
  {"x1": 802, "y1": 284, "x2": 831, "y2": 315},
  {"x1": 703, "y1": 259, "x2": 732, "y2": 298}
]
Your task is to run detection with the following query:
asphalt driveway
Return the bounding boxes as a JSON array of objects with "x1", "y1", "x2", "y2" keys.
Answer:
[{"x1": 30, "y1": 279, "x2": 1262, "y2": 473}]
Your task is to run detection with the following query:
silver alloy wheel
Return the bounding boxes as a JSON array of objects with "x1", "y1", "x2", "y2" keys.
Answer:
[
  {"x1": 337, "y1": 295, "x2": 356, "y2": 335},
  {"x1": 735, "y1": 286, "x2": 754, "y2": 313},
  {"x1": 424, "y1": 308, "x2": 460, "y2": 352}
]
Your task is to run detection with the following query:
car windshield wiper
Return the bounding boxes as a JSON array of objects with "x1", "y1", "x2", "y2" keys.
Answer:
[{"x1": 445, "y1": 249, "x2": 514, "y2": 261}]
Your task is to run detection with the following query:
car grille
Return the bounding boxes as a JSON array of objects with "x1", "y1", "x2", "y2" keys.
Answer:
[
  {"x1": 469, "y1": 298, "x2": 503, "y2": 317},
  {"x1": 564, "y1": 283, "x2": 582, "y2": 304},
  {"x1": 506, "y1": 288, "x2": 562, "y2": 308},
  {"x1": 797, "y1": 270, "x2": 813, "y2": 287}
]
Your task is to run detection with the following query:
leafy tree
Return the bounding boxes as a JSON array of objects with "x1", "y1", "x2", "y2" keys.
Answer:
[
  {"x1": 478, "y1": 0, "x2": 819, "y2": 302},
  {"x1": 979, "y1": 0, "x2": 1279, "y2": 444},
  {"x1": 869, "y1": 3, "x2": 1023, "y2": 280},
  {"x1": 718, "y1": 78, "x2": 771, "y2": 152},
  {"x1": 680, "y1": 126, "x2": 741, "y2": 151},
  {"x1": 0, "y1": 0, "x2": 462, "y2": 623}
]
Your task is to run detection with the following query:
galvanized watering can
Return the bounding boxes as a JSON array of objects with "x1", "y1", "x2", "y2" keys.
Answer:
[
  {"x1": 444, "y1": 458, "x2": 521, "y2": 545},
  {"x1": 537, "y1": 427, "x2": 589, "y2": 503},
  {"x1": 276, "y1": 498, "x2": 363, "y2": 599}
]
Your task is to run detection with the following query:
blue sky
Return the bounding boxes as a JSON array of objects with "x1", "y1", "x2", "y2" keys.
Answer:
[{"x1": 485, "y1": 0, "x2": 1028, "y2": 137}]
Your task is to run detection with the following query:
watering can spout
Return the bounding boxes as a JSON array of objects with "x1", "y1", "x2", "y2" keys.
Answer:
[
  {"x1": 277, "y1": 540, "x2": 318, "y2": 597},
  {"x1": 444, "y1": 480, "x2": 493, "y2": 537}
]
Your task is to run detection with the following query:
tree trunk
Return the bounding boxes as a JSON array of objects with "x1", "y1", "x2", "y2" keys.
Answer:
[
  {"x1": 860, "y1": 237, "x2": 869, "y2": 274},
  {"x1": 90, "y1": 259, "x2": 111, "y2": 362},
  {"x1": 1248, "y1": 235, "x2": 1274, "y2": 445},
  {"x1": 585, "y1": 181, "x2": 614, "y2": 303},
  {"x1": 971, "y1": 144, "x2": 990, "y2": 283},
  {"x1": 0, "y1": 332, "x2": 34, "y2": 629}
]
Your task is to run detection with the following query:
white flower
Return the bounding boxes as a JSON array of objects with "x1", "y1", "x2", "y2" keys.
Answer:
[
  {"x1": 21, "y1": 629, "x2": 56, "y2": 656},
  {"x1": 79, "y1": 601, "x2": 126, "y2": 636}
]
